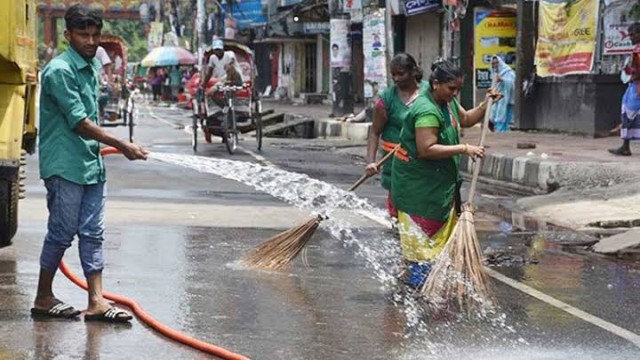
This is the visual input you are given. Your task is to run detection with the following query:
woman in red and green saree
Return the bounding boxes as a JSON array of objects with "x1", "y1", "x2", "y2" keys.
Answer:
[
  {"x1": 364, "y1": 53, "x2": 429, "y2": 218},
  {"x1": 391, "y1": 59, "x2": 500, "y2": 288}
]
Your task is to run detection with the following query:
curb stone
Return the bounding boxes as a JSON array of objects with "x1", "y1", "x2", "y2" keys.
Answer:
[
  {"x1": 314, "y1": 118, "x2": 637, "y2": 193},
  {"x1": 460, "y1": 153, "x2": 560, "y2": 192}
]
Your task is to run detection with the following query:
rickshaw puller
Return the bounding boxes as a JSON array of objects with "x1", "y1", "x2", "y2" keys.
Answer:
[{"x1": 201, "y1": 39, "x2": 243, "y2": 111}]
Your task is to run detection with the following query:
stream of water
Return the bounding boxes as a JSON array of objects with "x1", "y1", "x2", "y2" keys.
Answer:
[{"x1": 150, "y1": 152, "x2": 528, "y2": 356}]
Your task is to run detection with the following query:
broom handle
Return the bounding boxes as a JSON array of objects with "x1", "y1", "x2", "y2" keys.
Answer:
[
  {"x1": 466, "y1": 78, "x2": 496, "y2": 206},
  {"x1": 348, "y1": 144, "x2": 400, "y2": 192}
]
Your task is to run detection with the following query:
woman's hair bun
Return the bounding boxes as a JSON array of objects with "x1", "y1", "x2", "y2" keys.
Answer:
[{"x1": 431, "y1": 57, "x2": 446, "y2": 72}]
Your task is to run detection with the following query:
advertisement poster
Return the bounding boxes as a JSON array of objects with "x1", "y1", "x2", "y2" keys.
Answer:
[
  {"x1": 227, "y1": 0, "x2": 267, "y2": 30},
  {"x1": 344, "y1": 0, "x2": 362, "y2": 11},
  {"x1": 535, "y1": 0, "x2": 599, "y2": 77},
  {"x1": 148, "y1": 21, "x2": 164, "y2": 50},
  {"x1": 403, "y1": 0, "x2": 441, "y2": 17},
  {"x1": 474, "y1": 9, "x2": 517, "y2": 89},
  {"x1": 330, "y1": 19, "x2": 351, "y2": 68},
  {"x1": 344, "y1": 0, "x2": 363, "y2": 22},
  {"x1": 363, "y1": 10, "x2": 388, "y2": 98},
  {"x1": 603, "y1": 0, "x2": 635, "y2": 55}
]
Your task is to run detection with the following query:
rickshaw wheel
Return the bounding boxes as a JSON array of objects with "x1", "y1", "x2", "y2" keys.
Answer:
[
  {"x1": 191, "y1": 99, "x2": 199, "y2": 152},
  {"x1": 255, "y1": 100, "x2": 263, "y2": 151},
  {"x1": 191, "y1": 114, "x2": 198, "y2": 152},
  {"x1": 128, "y1": 100, "x2": 135, "y2": 143},
  {"x1": 224, "y1": 108, "x2": 238, "y2": 155}
]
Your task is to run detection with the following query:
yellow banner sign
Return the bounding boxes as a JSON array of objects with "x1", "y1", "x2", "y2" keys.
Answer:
[
  {"x1": 535, "y1": 0, "x2": 599, "y2": 77},
  {"x1": 474, "y1": 9, "x2": 517, "y2": 89}
]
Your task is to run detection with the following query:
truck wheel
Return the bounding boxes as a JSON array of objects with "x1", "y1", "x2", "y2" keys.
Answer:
[{"x1": 0, "y1": 179, "x2": 19, "y2": 248}]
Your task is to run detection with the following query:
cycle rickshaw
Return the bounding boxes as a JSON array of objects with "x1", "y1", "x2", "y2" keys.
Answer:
[
  {"x1": 98, "y1": 34, "x2": 135, "y2": 142},
  {"x1": 189, "y1": 39, "x2": 263, "y2": 154}
]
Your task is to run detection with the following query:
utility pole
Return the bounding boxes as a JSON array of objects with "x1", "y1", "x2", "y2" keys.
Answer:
[
  {"x1": 329, "y1": 0, "x2": 354, "y2": 117},
  {"x1": 196, "y1": 0, "x2": 207, "y2": 71},
  {"x1": 169, "y1": 0, "x2": 182, "y2": 38},
  {"x1": 384, "y1": 0, "x2": 394, "y2": 84}
]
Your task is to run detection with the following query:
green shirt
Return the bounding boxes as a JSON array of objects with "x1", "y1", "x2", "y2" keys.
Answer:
[
  {"x1": 377, "y1": 80, "x2": 430, "y2": 190},
  {"x1": 391, "y1": 93, "x2": 461, "y2": 221},
  {"x1": 39, "y1": 46, "x2": 106, "y2": 185}
]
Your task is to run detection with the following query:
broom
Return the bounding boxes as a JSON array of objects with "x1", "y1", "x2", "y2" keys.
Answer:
[
  {"x1": 244, "y1": 145, "x2": 400, "y2": 270},
  {"x1": 420, "y1": 92, "x2": 496, "y2": 312}
]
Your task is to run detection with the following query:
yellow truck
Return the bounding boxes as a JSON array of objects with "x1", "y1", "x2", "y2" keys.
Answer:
[{"x1": 0, "y1": 0, "x2": 38, "y2": 246}]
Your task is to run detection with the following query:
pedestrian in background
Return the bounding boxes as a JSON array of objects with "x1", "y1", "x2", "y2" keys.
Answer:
[
  {"x1": 391, "y1": 59, "x2": 499, "y2": 289},
  {"x1": 489, "y1": 55, "x2": 515, "y2": 132},
  {"x1": 149, "y1": 67, "x2": 164, "y2": 102},
  {"x1": 610, "y1": 23, "x2": 640, "y2": 156},
  {"x1": 169, "y1": 66, "x2": 182, "y2": 101},
  {"x1": 32, "y1": 4, "x2": 147, "y2": 323},
  {"x1": 364, "y1": 53, "x2": 429, "y2": 219}
]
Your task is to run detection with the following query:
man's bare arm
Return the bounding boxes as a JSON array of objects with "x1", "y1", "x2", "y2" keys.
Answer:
[{"x1": 75, "y1": 119, "x2": 147, "y2": 160}]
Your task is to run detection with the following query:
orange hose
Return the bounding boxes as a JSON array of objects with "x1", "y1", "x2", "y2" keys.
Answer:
[
  {"x1": 57, "y1": 146, "x2": 251, "y2": 360},
  {"x1": 99, "y1": 146, "x2": 122, "y2": 156}
]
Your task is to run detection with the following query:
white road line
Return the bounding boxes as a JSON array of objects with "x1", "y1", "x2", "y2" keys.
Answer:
[
  {"x1": 239, "y1": 146, "x2": 275, "y2": 167},
  {"x1": 233, "y1": 142, "x2": 640, "y2": 349},
  {"x1": 486, "y1": 268, "x2": 640, "y2": 348},
  {"x1": 355, "y1": 210, "x2": 393, "y2": 229},
  {"x1": 145, "y1": 105, "x2": 179, "y2": 128}
]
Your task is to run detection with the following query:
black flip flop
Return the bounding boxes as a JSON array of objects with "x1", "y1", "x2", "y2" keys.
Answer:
[
  {"x1": 608, "y1": 147, "x2": 632, "y2": 156},
  {"x1": 31, "y1": 302, "x2": 81, "y2": 319},
  {"x1": 84, "y1": 307, "x2": 133, "y2": 323}
]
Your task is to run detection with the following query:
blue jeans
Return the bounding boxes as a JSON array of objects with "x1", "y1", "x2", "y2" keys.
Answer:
[{"x1": 40, "y1": 176, "x2": 106, "y2": 277}]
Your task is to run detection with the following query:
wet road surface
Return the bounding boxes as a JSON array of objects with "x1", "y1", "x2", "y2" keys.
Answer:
[{"x1": 2, "y1": 104, "x2": 640, "y2": 359}]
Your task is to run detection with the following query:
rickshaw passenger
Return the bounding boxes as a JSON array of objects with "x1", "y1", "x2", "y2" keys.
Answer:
[
  {"x1": 201, "y1": 39, "x2": 244, "y2": 110},
  {"x1": 203, "y1": 39, "x2": 242, "y2": 83}
]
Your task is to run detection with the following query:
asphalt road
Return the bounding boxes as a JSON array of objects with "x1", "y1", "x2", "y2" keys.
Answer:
[{"x1": 2, "y1": 103, "x2": 640, "y2": 359}]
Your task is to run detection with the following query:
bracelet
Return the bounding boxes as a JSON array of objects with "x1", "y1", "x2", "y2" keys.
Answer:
[
  {"x1": 479, "y1": 100, "x2": 487, "y2": 111},
  {"x1": 462, "y1": 143, "x2": 468, "y2": 154}
]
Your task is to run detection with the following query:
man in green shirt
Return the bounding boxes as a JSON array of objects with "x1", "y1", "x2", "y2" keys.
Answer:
[{"x1": 32, "y1": 4, "x2": 147, "y2": 323}]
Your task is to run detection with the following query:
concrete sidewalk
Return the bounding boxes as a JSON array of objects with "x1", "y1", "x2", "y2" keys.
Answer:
[
  {"x1": 263, "y1": 100, "x2": 640, "y2": 245},
  {"x1": 264, "y1": 100, "x2": 639, "y2": 192}
]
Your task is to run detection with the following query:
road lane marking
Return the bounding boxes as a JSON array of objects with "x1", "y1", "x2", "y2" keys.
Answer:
[
  {"x1": 238, "y1": 146, "x2": 275, "y2": 167},
  {"x1": 486, "y1": 268, "x2": 640, "y2": 348},
  {"x1": 145, "y1": 104, "x2": 182, "y2": 128},
  {"x1": 355, "y1": 210, "x2": 393, "y2": 229},
  {"x1": 233, "y1": 140, "x2": 640, "y2": 349}
]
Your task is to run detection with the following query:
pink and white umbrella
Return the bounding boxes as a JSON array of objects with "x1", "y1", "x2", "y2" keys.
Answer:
[{"x1": 141, "y1": 46, "x2": 196, "y2": 67}]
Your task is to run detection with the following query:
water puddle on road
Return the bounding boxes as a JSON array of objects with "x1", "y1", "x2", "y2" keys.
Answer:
[{"x1": 150, "y1": 152, "x2": 527, "y2": 356}]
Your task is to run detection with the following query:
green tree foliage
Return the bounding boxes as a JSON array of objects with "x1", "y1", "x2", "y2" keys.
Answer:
[
  {"x1": 632, "y1": 1, "x2": 640, "y2": 20},
  {"x1": 102, "y1": 20, "x2": 148, "y2": 63},
  {"x1": 37, "y1": 19, "x2": 148, "y2": 64}
]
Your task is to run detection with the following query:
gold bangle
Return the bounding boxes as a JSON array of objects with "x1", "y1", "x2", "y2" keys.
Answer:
[{"x1": 462, "y1": 143, "x2": 468, "y2": 154}]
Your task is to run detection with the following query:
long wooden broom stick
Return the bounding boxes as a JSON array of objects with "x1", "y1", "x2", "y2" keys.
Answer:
[
  {"x1": 466, "y1": 91, "x2": 495, "y2": 206},
  {"x1": 421, "y1": 88, "x2": 497, "y2": 311},
  {"x1": 244, "y1": 144, "x2": 401, "y2": 270}
]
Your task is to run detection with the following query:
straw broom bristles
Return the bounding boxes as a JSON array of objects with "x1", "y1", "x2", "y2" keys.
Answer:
[
  {"x1": 244, "y1": 216, "x2": 321, "y2": 270},
  {"x1": 420, "y1": 204, "x2": 492, "y2": 312},
  {"x1": 244, "y1": 146, "x2": 400, "y2": 270}
]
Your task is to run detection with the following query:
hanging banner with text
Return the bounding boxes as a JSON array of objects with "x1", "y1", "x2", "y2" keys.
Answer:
[
  {"x1": 363, "y1": 10, "x2": 388, "y2": 98},
  {"x1": 330, "y1": 19, "x2": 351, "y2": 68},
  {"x1": 148, "y1": 21, "x2": 164, "y2": 51},
  {"x1": 473, "y1": 9, "x2": 517, "y2": 89},
  {"x1": 602, "y1": 0, "x2": 635, "y2": 55},
  {"x1": 535, "y1": 0, "x2": 599, "y2": 77}
]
